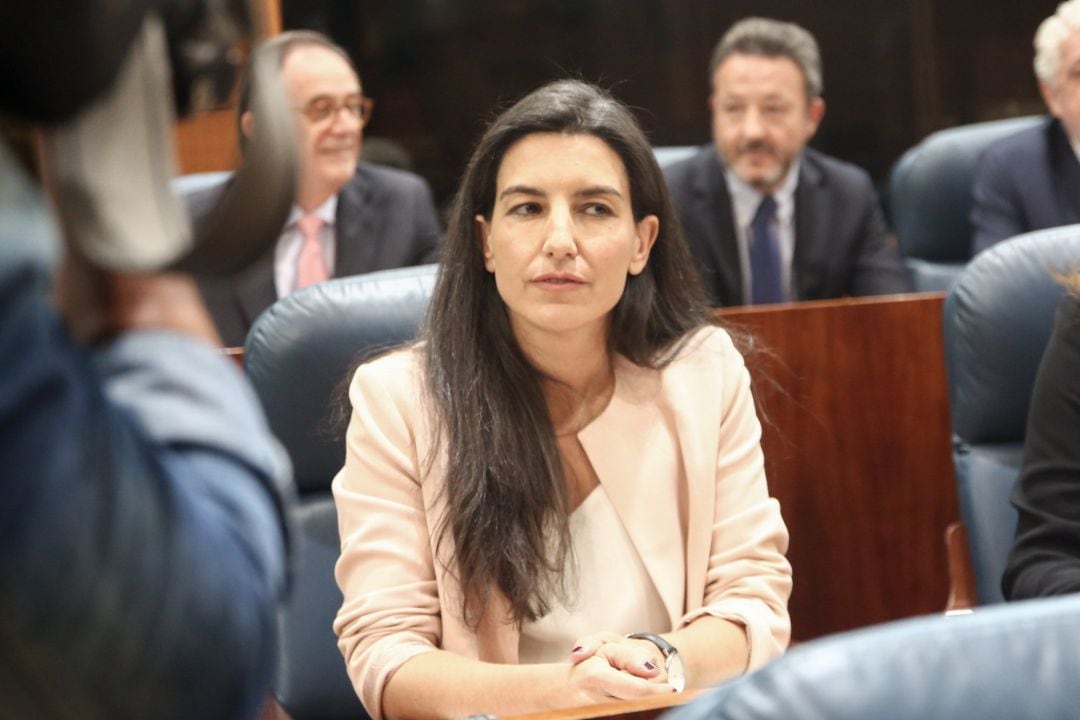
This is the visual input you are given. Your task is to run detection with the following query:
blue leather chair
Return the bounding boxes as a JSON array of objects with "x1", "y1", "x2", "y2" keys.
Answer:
[
  {"x1": 170, "y1": 170, "x2": 231, "y2": 197},
  {"x1": 943, "y1": 224, "x2": 1080, "y2": 605},
  {"x1": 653, "y1": 145, "x2": 699, "y2": 168},
  {"x1": 888, "y1": 116, "x2": 1041, "y2": 292},
  {"x1": 245, "y1": 264, "x2": 439, "y2": 720},
  {"x1": 665, "y1": 593, "x2": 1080, "y2": 720}
]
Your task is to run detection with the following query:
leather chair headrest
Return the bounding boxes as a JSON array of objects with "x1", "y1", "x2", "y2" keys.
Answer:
[
  {"x1": 245, "y1": 264, "x2": 438, "y2": 494},
  {"x1": 944, "y1": 225, "x2": 1080, "y2": 443},
  {"x1": 889, "y1": 116, "x2": 1041, "y2": 262}
]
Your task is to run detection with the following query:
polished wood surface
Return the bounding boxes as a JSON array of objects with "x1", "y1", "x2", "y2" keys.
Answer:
[
  {"x1": 718, "y1": 292, "x2": 958, "y2": 641},
  {"x1": 223, "y1": 346, "x2": 245, "y2": 369},
  {"x1": 257, "y1": 694, "x2": 293, "y2": 720},
  {"x1": 504, "y1": 689, "x2": 706, "y2": 720},
  {"x1": 174, "y1": 110, "x2": 239, "y2": 174},
  {"x1": 944, "y1": 521, "x2": 978, "y2": 612},
  {"x1": 255, "y1": 0, "x2": 283, "y2": 37}
]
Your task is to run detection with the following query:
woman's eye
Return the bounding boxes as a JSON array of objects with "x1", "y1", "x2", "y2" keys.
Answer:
[
  {"x1": 583, "y1": 203, "x2": 613, "y2": 217},
  {"x1": 509, "y1": 202, "x2": 541, "y2": 216}
]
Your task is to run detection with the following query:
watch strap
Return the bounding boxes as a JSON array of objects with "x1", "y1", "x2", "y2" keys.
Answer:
[{"x1": 626, "y1": 632, "x2": 678, "y2": 659}]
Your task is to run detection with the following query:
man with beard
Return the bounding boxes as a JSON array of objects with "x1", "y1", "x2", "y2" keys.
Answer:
[
  {"x1": 663, "y1": 18, "x2": 910, "y2": 307},
  {"x1": 193, "y1": 31, "x2": 442, "y2": 347}
]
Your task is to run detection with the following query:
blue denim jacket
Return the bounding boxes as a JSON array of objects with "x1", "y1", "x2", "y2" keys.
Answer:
[{"x1": 0, "y1": 141, "x2": 292, "y2": 719}]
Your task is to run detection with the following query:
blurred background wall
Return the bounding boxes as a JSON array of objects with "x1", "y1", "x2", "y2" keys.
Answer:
[{"x1": 271, "y1": 0, "x2": 1054, "y2": 208}]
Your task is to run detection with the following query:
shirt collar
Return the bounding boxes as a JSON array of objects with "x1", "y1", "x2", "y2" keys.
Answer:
[
  {"x1": 1069, "y1": 132, "x2": 1080, "y2": 165},
  {"x1": 286, "y1": 194, "x2": 338, "y2": 228},
  {"x1": 725, "y1": 156, "x2": 801, "y2": 228}
]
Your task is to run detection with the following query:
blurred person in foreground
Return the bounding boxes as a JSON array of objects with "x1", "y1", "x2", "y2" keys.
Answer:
[
  {"x1": 0, "y1": 5, "x2": 292, "y2": 719},
  {"x1": 193, "y1": 30, "x2": 442, "y2": 347},
  {"x1": 663, "y1": 17, "x2": 910, "y2": 307},
  {"x1": 972, "y1": 0, "x2": 1080, "y2": 254},
  {"x1": 332, "y1": 79, "x2": 791, "y2": 720},
  {"x1": 1002, "y1": 275, "x2": 1080, "y2": 599}
]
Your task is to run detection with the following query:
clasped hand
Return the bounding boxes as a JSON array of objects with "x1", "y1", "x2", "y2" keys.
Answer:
[{"x1": 564, "y1": 632, "x2": 676, "y2": 704}]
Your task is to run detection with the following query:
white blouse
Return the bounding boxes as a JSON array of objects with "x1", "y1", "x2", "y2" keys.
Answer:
[{"x1": 518, "y1": 485, "x2": 670, "y2": 664}]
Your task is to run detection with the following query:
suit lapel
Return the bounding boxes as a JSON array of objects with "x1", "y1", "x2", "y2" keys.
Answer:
[
  {"x1": 335, "y1": 166, "x2": 379, "y2": 276},
  {"x1": 1049, "y1": 122, "x2": 1080, "y2": 226},
  {"x1": 697, "y1": 153, "x2": 743, "y2": 306},
  {"x1": 792, "y1": 155, "x2": 830, "y2": 300},
  {"x1": 235, "y1": 249, "x2": 278, "y2": 330},
  {"x1": 577, "y1": 357, "x2": 686, "y2": 627}
]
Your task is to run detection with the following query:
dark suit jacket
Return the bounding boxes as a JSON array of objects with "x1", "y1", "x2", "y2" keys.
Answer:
[
  {"x1": 971, "y1": 117, "x2": 1080, "y2": 255},
  {"x1": 192, "y1": 162, "x2": 442, "y2": 347},
  {"x1": 662, "y1": 145, "x2": 911, "y2": 307},
  {"x1": 1003, "y1": 294, "x2": 1080, "y2": 600}
]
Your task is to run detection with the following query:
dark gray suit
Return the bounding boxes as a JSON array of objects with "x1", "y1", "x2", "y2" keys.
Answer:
[
  {"x1": 663, "y1": 145, "x2": 911, "y2": 307},
  {"x1": 192, "y1": 161, "x2": 442, "y2": 347},
  {"x1": 971, "y1": 117, "x2": 1080, "y2": 255}
]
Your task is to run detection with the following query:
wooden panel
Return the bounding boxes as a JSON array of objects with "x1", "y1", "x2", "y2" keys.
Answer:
[
  {"x1": 718, "y1": 292, "x2": 957, "y2": 641},
  {"x1": 255, "y1": 0, "x2": 283, "y2": 37},
  {"x1": 505, "y1": 689, "x2": 705, "y2": 720},
  {"x1": 173, "y1": 109, "x2": 239, "y2": 174},
  {"x1": 172, "y1": 0, "x2": 281, "y2": 174}
]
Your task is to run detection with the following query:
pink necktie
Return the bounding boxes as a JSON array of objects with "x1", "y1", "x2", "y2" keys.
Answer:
[{"x1": 295, "y1": 214, "x2": 328, "y2": 290}]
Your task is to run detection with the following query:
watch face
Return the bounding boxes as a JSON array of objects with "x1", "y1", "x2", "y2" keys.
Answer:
[{"x1": 666, "y1": 653, "x2": 686, "y2": 693}]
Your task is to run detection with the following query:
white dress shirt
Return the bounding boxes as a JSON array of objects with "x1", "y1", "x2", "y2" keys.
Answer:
[
  {"x1": 274, "y1": 195, "x2": 338, "y2": 298},
  {"x1": 1070, "y1": 134, "x2": 1080, "y2": 165},
  {"x1": 725, "y1": 159, "x2": 801, "y2": 304},
  {"x1": 517, "y1": 485, "x2": 670, "y2": 664}
]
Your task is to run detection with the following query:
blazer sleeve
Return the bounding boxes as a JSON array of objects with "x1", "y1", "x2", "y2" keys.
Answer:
[
  {"x1": 849, "y1": 178, "x2": 913, "y2": 296},
  {"x1": 680, "y1": 329, "x2": 792, "y2": 670},
  {"x1": 411, "y1": 177, "x2": 443, "y2": 265},
  {"x1": 1002, "y1": 295, "x2": 1080, "y2": 599},
  {"x1": 970, "y1": 147, "x2": 1027, "y2": 255},
  {"x1": 333, "y1": 354, "x2": 441, "y2": 720}
]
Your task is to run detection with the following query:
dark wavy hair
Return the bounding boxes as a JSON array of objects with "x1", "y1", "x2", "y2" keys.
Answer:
[{"x1": 422, "y1": 79, "x2": 713, "y2": 628}]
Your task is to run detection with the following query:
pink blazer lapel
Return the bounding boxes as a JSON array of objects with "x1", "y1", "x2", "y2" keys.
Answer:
[{"x1": 578, "y1": 356, "x2": 687, "y2": 628}]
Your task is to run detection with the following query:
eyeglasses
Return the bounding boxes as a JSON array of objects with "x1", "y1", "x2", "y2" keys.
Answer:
[{"x1": 296, "y1": 94, "x2": 374, "y2": 125}]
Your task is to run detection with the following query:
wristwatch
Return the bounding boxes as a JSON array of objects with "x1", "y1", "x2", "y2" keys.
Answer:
[{"x1": 627, "y1": 632, "x2": 685, "y2": 692}]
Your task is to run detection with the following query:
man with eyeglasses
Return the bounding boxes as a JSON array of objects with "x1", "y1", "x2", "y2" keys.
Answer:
[{"x1": 193, "y1": 30, "x2": 442, "y2": 347}]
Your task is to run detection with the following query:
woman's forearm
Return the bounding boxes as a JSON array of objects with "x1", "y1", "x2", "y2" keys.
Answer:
[
  {"x1": 665, "y1": 615, "x2": 749, "y2": 689},
  {"x1": 383, "y1": 647, "x2": 673, "y2": 720},
  {"x1": 383, "y1": 652, "x2": 570, "y2": 720}
]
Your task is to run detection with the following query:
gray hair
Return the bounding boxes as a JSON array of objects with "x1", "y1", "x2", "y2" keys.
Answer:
[
  {"x1": 237, "y1": 30, "x2": 359, "y2": 121},
  {"x1": 1035, "y1": 0, "x2": 1080, "y2": 86},
  {"x1": 709, "y1": 17, "x2": 823, "y2": 100}
]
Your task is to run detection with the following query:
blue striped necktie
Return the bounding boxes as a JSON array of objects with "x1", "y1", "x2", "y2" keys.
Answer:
[{"x1": 750, "y1": 195, "x2": 783, "y2": 304}]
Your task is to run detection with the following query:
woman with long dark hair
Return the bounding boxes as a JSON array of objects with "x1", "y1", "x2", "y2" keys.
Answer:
[{"x1": 333, "y1": 79, "x2": 791, "y2": 720}]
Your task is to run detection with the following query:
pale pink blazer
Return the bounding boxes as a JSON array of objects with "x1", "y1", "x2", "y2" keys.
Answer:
[{"x1": 332, "y1": 326, "x2": 791, "y2": 719}]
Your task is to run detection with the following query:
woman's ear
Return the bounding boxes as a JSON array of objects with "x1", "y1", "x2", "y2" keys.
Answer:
[
  {"x1": 628, "y1": 215, "x2": 659, "y2": 275},
  {"x1": 476, "y1": 214, "x2": 495, "y2": 272}
]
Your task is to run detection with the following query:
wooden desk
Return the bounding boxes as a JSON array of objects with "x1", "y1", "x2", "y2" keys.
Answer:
[
  {"x1": 259, "y1": 687, "x2": 705, "y2": 720},
  {"x1": 718, "y1": 292, "x2": 957, "y2": 641},
  {"x1": 504, "y1": 689, "x2": 706, "y2": 720}
]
